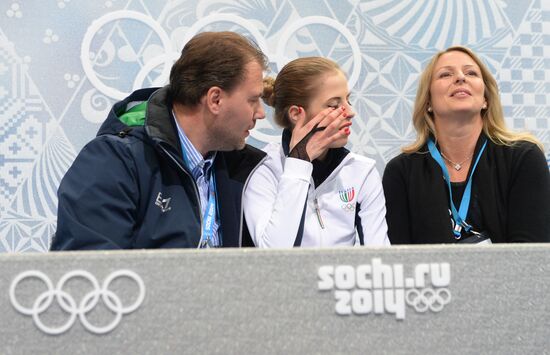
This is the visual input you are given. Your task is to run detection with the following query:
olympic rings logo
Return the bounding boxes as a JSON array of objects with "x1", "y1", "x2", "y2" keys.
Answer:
[
  {"x1": 80, "y1": 11, "x2": 362, "y2": 144},
  {"x1": 341, "y1": 203, "x2": 355, "y2": 212},
  {"x1": 82, "y1": 12, "x2": 361, "y2": 100},
  {"x1": 9, "y1": 270, "x2": 146, "y2": 335},
  {"x1": 405, "y1": 288, "x2": 451, "y2": 313}
]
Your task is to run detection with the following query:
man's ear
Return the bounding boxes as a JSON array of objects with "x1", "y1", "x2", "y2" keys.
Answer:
[
  {"x1": 205, "y1": 86, "x2": 223, "y2": 114},
  {"x1": 288, "y1": 105, "x2": 304, "y2": 125}
]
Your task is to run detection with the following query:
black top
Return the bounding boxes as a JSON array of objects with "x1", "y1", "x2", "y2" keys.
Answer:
[{"x1": 382, "y1": 134, "x2": 550, "y2": 243}]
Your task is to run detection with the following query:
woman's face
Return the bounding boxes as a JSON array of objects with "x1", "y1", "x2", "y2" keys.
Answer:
[
  {"x1": 306, "y1": 70, "x2": 355, "y2": 148},
  {"x1": 429, "y1": 51, "x2": 486, "y2": 120}
]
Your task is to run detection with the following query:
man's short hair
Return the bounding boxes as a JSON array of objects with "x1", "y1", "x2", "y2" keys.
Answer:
[{"x1": 168, "y1": 31, "x2": 268, "y2": 106}]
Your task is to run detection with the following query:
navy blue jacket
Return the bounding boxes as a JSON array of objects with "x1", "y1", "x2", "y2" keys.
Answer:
[{"x1": 51, "y1": 87, "x2": 266, "y2": 250}]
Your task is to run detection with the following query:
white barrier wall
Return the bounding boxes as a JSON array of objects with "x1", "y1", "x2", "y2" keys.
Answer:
[
  {"x1": 2, "y1": 245, "x2": 549, "y2": 354},
  {"x1": 1, "y1": 0, "x2": 550, "y2": 251}
]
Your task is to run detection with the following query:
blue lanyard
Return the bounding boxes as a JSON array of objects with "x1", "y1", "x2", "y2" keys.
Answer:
[
  {"x1": 427, "y1": 138, "x2": 487, "y2": 238},
  {"x1": 200, "y1": 176, "x2": 218, "y2": 247},
  {"x1": 173, "y1": 113, "x2": 220, "y2": 247},
  {"x1": 182, "y1": 155, "x2": 219, "y2": 248}
]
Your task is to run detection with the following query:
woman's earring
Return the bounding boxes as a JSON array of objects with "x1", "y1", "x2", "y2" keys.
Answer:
[
  {"x1": 482, "y1": 103, "x2": 487, "y2": 109},
  {"x1": 427, "y1": 106, "x2": 433, "y2": 113}
]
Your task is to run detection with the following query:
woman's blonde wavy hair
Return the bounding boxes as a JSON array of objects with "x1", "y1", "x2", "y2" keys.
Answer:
[{"x1": 403, "y1": 46, "x2": 542, "y2": 153}]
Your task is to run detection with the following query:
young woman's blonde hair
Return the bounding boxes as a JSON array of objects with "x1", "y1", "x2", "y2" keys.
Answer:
[
  {"x1": 403, "y1": 46, "x2": 542, "y2": 153},
  {"x1": 262, "y1": 57, "x2": 342, "y2": 128}
]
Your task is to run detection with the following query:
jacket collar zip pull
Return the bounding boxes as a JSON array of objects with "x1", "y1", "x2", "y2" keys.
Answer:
[{"x1": 313, "y1": 197, "x2": 325, "y2": 229}]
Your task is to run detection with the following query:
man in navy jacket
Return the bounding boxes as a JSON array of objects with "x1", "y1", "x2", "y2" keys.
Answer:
[{"x1": 50, "y1": 32, "x2": 268, "y2": 250}]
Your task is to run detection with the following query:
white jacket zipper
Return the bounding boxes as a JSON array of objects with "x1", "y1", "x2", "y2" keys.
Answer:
[
  {"x1": 313, "y1": 197, "x2": 325, "y2": 229},
  {"x1": 239, "y1": 155, "x2": 268, "y2": 246}
]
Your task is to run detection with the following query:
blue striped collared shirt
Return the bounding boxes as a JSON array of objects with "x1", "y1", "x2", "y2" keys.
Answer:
[{"x1": 173, "y1": 114, "x2": 220, "y2": 247}]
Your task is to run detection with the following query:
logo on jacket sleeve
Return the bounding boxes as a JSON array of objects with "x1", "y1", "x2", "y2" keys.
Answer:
[
  {"x1": 155, "y1": 192, "x2": 172, "y2": 212},
  {"x1": 339, "y1": 187, "x2": 355, "y2": 212}
]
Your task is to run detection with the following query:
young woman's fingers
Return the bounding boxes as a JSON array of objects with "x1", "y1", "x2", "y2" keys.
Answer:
[
  {"x1": 319, "y1": 108, "x2": 348, "y2": 134},
  {"x1": 303, "y1": 107, "x2": 338, "y2": 131}
]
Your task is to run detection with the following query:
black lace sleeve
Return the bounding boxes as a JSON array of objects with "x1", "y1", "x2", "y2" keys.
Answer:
[{"x1": 288, "y1": 125, "x2": 326, "y2": 162}]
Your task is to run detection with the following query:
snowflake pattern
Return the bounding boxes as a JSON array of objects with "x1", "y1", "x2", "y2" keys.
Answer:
[
  {"x1": 43, "y1": 29, "x2": 59, "y2": 44},
  {"x1": 6, "y1": 2, "x2": 22, "y2": 18}
]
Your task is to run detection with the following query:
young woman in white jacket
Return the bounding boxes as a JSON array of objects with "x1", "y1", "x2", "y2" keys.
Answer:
[{"x1": 243, "y1": 57, "x2": 389, "y2": 248}]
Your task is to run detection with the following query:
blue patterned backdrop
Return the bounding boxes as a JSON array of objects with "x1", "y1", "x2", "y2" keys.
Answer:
[{"x1": 1, "y1": 0, "x2": 549, "y2": 252}]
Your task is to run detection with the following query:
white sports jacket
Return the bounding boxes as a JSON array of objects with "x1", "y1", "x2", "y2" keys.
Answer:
[{"x1": 243, "y1": 142, "x2": 389, "y2": 248}]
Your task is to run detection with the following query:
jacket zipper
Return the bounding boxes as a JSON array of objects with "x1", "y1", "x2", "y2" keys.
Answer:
[
  {"x1": 309, "y1": 155, "x2": 353, "y2": 233},
  {"x1": 238, "y1": 155, "x2": 268, "y2": 246},
  {"x1": 159, "y1": 145, "x2": 204, "y2": 248},
  {"x1": 313, "y1": 197, "x2": 325, "y2": 229}
]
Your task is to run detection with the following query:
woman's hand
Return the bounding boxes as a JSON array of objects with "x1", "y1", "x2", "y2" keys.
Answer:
[{"x1": 289, "y1": 106, "x2": 351, "y2": 161}]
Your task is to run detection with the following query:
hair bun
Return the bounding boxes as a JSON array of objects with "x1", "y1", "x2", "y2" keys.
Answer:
[{"x1": 262, "y1": 76, "x2": 276, "y2": 107}]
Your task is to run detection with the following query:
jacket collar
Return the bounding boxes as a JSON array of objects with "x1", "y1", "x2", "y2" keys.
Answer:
[
  {"x1": 97, "y1": 87, "x2": 159, "y2": 139},
  {"x1": 144, "y1": 86, "x2": 181, "y2": 154}
]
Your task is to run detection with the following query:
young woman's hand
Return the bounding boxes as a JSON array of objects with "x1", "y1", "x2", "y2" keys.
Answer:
[{"x1": 289, "y1": 106, "x2": 351, "y2": 161}]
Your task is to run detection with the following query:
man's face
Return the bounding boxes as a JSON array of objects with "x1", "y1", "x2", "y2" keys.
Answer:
[{"x1": 213, "y1": 60, "x2": 265, "y2": 151}]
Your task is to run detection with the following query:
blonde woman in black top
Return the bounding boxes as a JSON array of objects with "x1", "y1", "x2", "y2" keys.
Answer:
[{"x1": 383, "y1": 46, "x2": 550, "y2": 244}]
